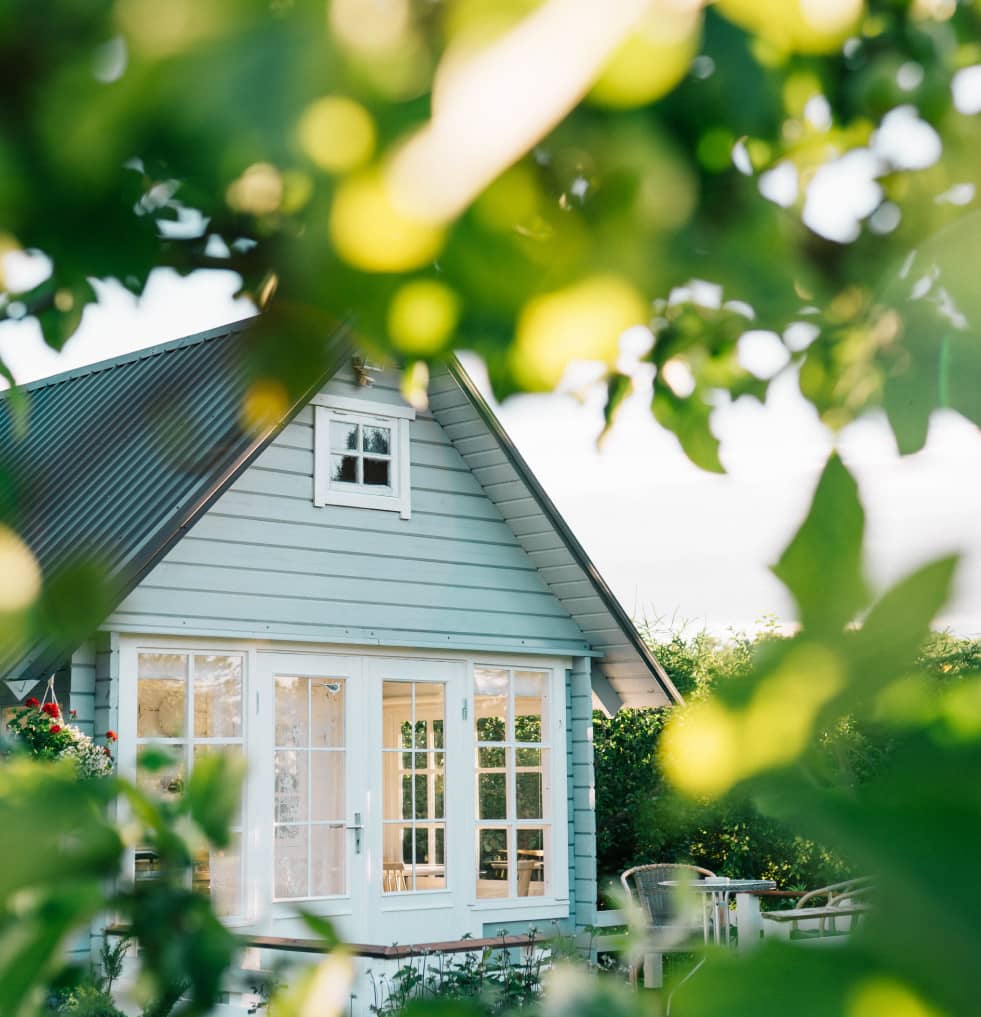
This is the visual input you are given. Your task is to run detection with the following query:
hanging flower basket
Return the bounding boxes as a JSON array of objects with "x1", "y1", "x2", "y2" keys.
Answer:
[{"x1": 4, "y1": 677, "x2": 114, "y2": 778}]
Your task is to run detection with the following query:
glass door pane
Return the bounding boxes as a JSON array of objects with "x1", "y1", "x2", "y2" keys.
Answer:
[
  {"x1": 381, "y1": 680, "x2": 446, "y2": 892},
  {"x1": 273, "y1": 674, "x2": 347, "y2": 901}
]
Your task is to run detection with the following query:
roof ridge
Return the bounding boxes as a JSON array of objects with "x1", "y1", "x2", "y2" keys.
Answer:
[{"x1": 1, "y1": 315, "x2": 257, "y2": 398}]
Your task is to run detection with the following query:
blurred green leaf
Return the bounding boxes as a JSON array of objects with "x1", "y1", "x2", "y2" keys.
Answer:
[
  {"x1": 185, "y1": 750, "x2": 246, "y2": 848},
  {"x1": 772, "y1": 453, "x2": 866, "y2": 635}
]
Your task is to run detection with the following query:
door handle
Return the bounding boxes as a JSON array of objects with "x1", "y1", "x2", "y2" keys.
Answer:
[{"x1": 346, "y1": 812, "x2": 363, "y2": 854}]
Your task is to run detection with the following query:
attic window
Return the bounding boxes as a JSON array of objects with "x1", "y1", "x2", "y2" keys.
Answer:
[{"x1": 313, "y1": 395, "x2": 414, "y2": 519}]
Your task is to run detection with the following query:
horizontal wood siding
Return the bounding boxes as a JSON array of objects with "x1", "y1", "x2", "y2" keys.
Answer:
[
  {"x1": 428, "y1": 367, "x2": 672, "y2": 710},
  {"x1": 110, "y1": 371, "x2": 589, "y2": 655}
]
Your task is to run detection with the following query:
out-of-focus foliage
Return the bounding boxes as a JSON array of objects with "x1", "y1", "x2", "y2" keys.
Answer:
[
  {"x1": 2, "y1": 0, "x2": 981, "y2": 680},
  {"x1": 1, "y1": 3, "x2": 980, "y2": 1016},
  {"x1": 655, "y1": 452, "x2": 981, "y2": 1017},
  {"x1": 0, "y1": 752, "x2": 245, "y2": 1017},
  {"x1": 596, "y1": 626, "x2": 981, "y2": 898}
]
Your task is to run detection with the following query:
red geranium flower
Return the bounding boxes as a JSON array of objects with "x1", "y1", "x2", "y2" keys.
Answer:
[
  {"x1": 70, "y1": 709, "x2": 78, "y2": 718},
  {"x1": 49, "y1": 724, "x2": 62, "y2": 734},
  {"x1": 102, "y1": 746, "x2": 112, "y2": 757},
  {"x1": 105, "y1": 730, "x2": 118, "y2": 742},
  {"x1": 42, "y1": 703, "x2": 60, "y2": 718},
  {"x1": 25, "y1": 697, "x2": 39, "y2": 708}
]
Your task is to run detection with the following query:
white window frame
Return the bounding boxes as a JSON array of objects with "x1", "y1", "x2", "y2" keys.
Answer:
[
  {"x1": 312, "y1": 395, "x2": 414, "y2": 519},
  {"x1": 468, "y1": 661, "x2": 569, "y2": 914},
  {"x1": 123, "y1": 646, "x2": 249, "y2": 925}
]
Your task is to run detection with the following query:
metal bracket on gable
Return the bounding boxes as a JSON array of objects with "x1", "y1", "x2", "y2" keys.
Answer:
[{"x1": 352, "y1": 355, "x2": 382, "y2": 387}]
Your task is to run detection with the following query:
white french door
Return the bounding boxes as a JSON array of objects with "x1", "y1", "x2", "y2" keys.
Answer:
[
  {"x1": 258, "y1": 651, "x2": 467, "y2": 944},
  {"x1": 258, "y1": 651, "x2": 368, "y2": 942},
  {"x1": 362, "y1": 657, "x2": 469, "y2": 942}
]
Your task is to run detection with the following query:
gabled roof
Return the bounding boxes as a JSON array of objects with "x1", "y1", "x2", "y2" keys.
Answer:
[
  {"x1": 0, "y1": 318, "x2": 352, "y2": 681},
  {"x1": 0, "y1": 320, "x2": 678, "y2": 708}
]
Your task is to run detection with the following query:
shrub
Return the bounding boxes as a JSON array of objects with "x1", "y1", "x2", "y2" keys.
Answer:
[
  {"x1": 369, "y1": 936, "x2": 548, "y2": 1017},
  {"x1": 594, "y1": 629, "x2": 981, "y2": 898}
]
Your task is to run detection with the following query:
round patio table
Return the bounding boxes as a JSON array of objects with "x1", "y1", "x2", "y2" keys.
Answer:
[{"x1": 659, "y1": 878, "x2": 777, "y2": 947}]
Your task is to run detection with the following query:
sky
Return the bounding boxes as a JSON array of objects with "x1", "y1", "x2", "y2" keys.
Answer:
[{"x1": 1, "y1": 263, "x2": 980, "y2": 639}]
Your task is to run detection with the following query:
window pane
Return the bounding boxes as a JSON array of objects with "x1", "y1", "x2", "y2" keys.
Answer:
[
  {"x1": 413, "y1": 719, "x2": 428, "y2": 749},
  {"x1": 311, "y1": 824, "x2": 346, "y2": 897},
  {"x1": 275, "y1": 825, "x2": 308, "y2": 899},
  {"x1": 414, "y1": 773, "x2": 428, "y2": 819},
  {"x1": 382, "y1": 862, "x2": 408, "y2": 894},
  {"x1": 275, "y1": 677, "x2": 308, "y2": 747},
  {"x1": 138, "y1": 653, "x2": 186, "y2": 738},
  {"x1": 383, "y1": 682, "x2": 412, "y2": 749},
  {"x1": 331, "y1": 454, "x2": 358, "y2": 483},
  {"x1": 363, "y1": 458, "x2": 390, "y2": 486},
  {"x1": 475, "y1": 668, "x2": 508, "y2": 742},
  {"x1": 363, "y1": 426, "x2": 391, "y2": 454},
  {"x1": 433, "y1": 718, "x2": 444, "y2": 749},
  {"x1": 515, "y1": 746, "x2": 541, "y2": 766},
  {"x1": 402, "y1": 827, "x2": 414, "y2": 865},
  {"x1": 514, "y1": 671, "x2": 545, "y2": 743},
  {"x1": 479, "y1": 746, "x2": 505, "y2": 768},
  {"x1": 137, "y1": 747, "x2": 185, "y2": 800},
  {"x1": 478, "y1": 772, "x2": 507, "y2": 820},
  {"x1": 275, "y1": 750, "x2": 308, "y2": 824},
  {"x1": 477, "y1": 828, "x2": 509, "y2": 899},
  {"x1": 311, "y1": 751, "x2": 344, "y2": 822},
  {"x1": 311, "y1": 679, "x2": 345, "y2": 748},
  {"x1": 330, "y1": 421, "x2": 359, "y2": 451},
  {"x1": 517, "y1": 829, "x2": 545, "y2": 897},
  {"x1": 434, "y1": 772, "x2": 444, "y2": 819},
  {"x1": 199, "y1": 833, "x2": 242, "y2": 917},
  {"x1": 193, "y1": 655, "x2": 242, "y2": 738},
  {"x1": 383, "y1": 752, "x2": 402, "y2": 821},
  {"x1": 516, "y1": 770, "x2": 543, "y2": 819},
  {"x1": 401, "y1": 774, "x2": 413, "y2": 819},
  {"x1": 414, "y1": 826, "x2": 430, "y2": 864}
]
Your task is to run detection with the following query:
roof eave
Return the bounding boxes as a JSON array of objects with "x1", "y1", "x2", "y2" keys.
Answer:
[{"x1": 446, "y1": 355, "x2": 683, "y2": 707}]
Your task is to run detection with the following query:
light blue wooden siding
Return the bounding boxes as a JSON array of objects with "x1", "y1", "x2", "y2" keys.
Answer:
[
  {"x1": 108, "y1": 368, "x2": 590, "y2": 655},
  {"x1": 426, "y1": 366, "x2": 673, "y2": 710}
]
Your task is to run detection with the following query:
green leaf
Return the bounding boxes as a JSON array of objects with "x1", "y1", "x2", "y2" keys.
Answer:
[
  {"x1": 849, "y1": 556, "x2": 958, "y2": 691},
  {"x1": 772, "y1": 453, "x2": 866, "y2": 634},
  {"x1": 652, "y1": 387, "x2": 724, "y2": 473},
  {"x1": 298, "y1": 911, "x2": 341, "y2": 950},
  {"x1": 0, "y1": 884, "x2": 105, "y2": 1017},
  {"x1": 185, "y1": 751, "x2": 246, "y2": 848},
  {"x1": 599, "y1": 372, "x2": 632, "y2": 443}
]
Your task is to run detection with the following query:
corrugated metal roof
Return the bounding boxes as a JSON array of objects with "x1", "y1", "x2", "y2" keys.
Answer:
[{"x1": 0, "y1": 317, "x2": 351, "y2": 681}]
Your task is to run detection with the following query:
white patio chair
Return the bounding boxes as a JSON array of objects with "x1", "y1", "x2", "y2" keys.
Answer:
[
  {"x1": 620, "y1": 863, "x2": 718, "y2": 989},
  {"x1": 762, "y1": 876, "x2": 875, "y2": 941}
]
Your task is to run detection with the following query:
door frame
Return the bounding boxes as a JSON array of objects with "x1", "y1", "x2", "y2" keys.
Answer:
[
  {"x1": 363, "y1": 655, "x2": 470, "y2": 943},
  {"x1": 257, "y1": 650, "x2": 367, "y2": 942}
]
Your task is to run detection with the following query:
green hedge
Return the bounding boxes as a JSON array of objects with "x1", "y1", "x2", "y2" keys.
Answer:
[{"x1": 593, "y1": 628, "x2": 975, "y2": 899}]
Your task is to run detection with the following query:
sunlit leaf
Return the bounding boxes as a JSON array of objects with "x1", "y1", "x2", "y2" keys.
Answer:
[
  {"x1": 185, "y1": 750, "x2": 246, "y2": 847},
  {"x1": 772, "y1": 453, "x2": 866, "y2": 634}
]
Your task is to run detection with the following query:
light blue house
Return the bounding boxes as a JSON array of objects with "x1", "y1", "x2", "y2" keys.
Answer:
[{"x1": 0, "y1": 319, "x2": 678, "y2": 959}]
